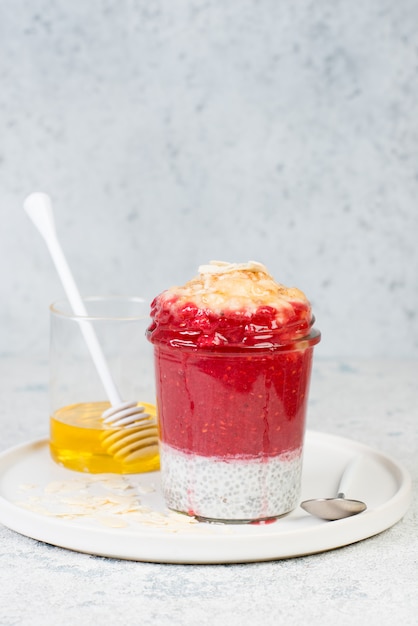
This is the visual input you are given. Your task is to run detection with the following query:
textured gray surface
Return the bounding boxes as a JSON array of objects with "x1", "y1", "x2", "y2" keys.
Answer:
[
  {"x1": 0, "y1": 1, "x2": 417, "y2": 358},
  {"x1": 0, "y1": 356, "x2": 416, "y2": 625}
]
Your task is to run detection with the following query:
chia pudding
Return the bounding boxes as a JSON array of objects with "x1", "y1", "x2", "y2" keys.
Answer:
[{"x1": 147, "y1": 261, "x2": 320, "y2": 523}]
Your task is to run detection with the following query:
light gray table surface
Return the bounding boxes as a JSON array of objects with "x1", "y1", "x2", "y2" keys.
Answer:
[{"x1": 0, "y1": 356, "x2": 416, "y2": 626}]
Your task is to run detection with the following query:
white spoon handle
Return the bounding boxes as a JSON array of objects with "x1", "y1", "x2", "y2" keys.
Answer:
[{"x1": 24, "y1": 192, "x2": 122, "y2": 407}]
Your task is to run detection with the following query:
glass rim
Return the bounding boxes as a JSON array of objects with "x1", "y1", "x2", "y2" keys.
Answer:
[
  {"x1": 149, "y1": 328, "x2": 321, "y2": 353},
  {"x1": 50, "y1": 295, "x2": 150, "y2": 321}
]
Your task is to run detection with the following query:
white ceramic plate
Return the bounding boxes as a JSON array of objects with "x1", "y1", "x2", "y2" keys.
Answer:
[{"x1": 0, "y1": 431, "x2": 411, "y2": 564}]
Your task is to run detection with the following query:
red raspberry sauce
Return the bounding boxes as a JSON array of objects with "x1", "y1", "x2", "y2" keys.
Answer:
[{"x1": 148, "y1": 298, "x2": 320, "y2": 458}]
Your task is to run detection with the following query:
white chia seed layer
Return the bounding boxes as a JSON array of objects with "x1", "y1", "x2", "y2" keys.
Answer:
[{"x1": 159, "y1": 442, "x2": 303, "y2": 522}]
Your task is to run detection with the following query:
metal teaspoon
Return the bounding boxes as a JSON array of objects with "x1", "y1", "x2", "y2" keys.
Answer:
[{"x1": 300, "y1": 455, "x2": 367, "y2": 521}]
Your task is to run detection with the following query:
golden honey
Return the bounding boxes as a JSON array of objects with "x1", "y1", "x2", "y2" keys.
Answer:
[{"x1": 50, "y1": 401, "x2": 160, "y2": 474}]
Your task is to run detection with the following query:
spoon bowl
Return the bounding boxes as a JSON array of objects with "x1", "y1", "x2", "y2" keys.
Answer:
[
  {"x1": 301, "y1": 493, "x2": 367, "y2": 521},
  {"x1": 300, "y1": 455, "x2": 367, "y2": 521}
]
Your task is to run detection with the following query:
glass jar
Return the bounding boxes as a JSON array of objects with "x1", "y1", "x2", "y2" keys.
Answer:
[
  {"x1": 148, "y1": 326, "x2": 320, "y2": 522},
  {"x1": 49, "y1": 296, "x2": 159, "y2": 474}
]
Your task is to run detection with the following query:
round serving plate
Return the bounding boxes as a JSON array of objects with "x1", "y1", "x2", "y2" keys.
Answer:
[{"x1": 0, "y1": 431, "x2": 411, "y2": 564}]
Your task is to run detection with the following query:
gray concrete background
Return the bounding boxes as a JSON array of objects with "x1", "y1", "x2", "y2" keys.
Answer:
[{"x1": 1, "y1": 1, "x2": 417, "y2": 358}]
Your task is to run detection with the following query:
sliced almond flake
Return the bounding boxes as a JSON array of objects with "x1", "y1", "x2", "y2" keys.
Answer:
[
  {"x1": 60, "y1": 495, "x2": 97, "y2": 506},
  {"x1": 101, "y1": 494, "x2": 138, "y2": 504},
  {"x1": 167, "y1": 512, "x2": 199, "y2": 525},
  {"x1": 14, "y1": 476, "x2": 213, "y2": 532},
  {"x1": 137, "y1": 519, "x2": 170, "y2": 527},
  {"x1": 101, "y1": 503, "x2": 141, "y2": 515},
  {"x1": 100, "y1": 496, "x2": 138, "y2": 507},
  {"x1": 44, "y1": 480, "x2": 89, "y2": 494},
  {"x1": 125, "y1": 505, "x2": 154, "y2": 515},
  {"x1": 85, "y1": 474, "x2": 119, "y2": 482},
  {"x1": 124, "y1": 505, "x2": 147, "y2": 514},
  {"x1": 55, "y1": 505, "x2": 96, "y2": 516},
  {"x1": 96, "y1": 476, "x2": 132, "y2": 489},
  {"x1": 17, "y1": 502, "x2": 57, "y2": 516}
]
